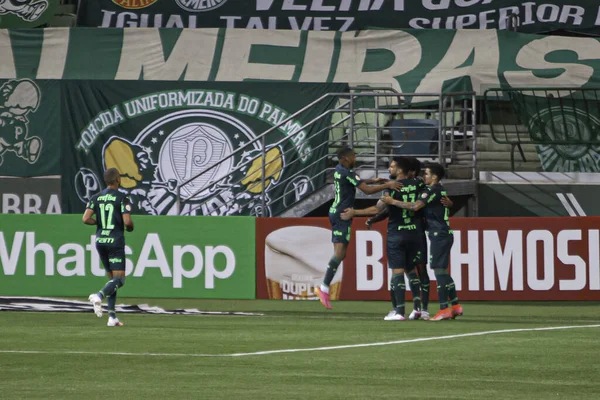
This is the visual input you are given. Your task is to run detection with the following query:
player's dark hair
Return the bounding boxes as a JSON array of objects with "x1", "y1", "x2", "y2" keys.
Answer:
[
  {"x1": 410, "y1": 157, "x2": 422, "y2": 176},
  {"x1": 392, "y1": 156, "x2": 412, "y2": 176},
  {"x1": 391, "y1": 156, "x2": 404, "y2": 165},
  {"x1": 104, "y1": 168, "x2": 120, "y2": 186},
  {"x1": 337, "y1": 146, "x2": 354, "y2": 160},
  {"x1": 427, "y1": 163, "x2": 445, "y2": 181}
]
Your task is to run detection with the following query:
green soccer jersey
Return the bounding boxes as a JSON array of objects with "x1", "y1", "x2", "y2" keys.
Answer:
[
  {"x1": 413, "y1": 178, "x2": 427, "y2": 234},
  {"x1": 86, "y1": 188, "x2": 132, "y2": 246},
  {"x1": 329, "y1": 163, "x2": 363, "y2": 216},
  {"x1": 387, "y1": 178, "x2": 421, "y2": 232},
  {"x1": 420, "y1": 183, "x2": 452, "y2": 235}
]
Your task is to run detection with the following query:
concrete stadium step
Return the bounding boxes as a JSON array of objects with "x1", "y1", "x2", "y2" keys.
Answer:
[
  {"x1": 474, "y1": 160, "x2": 542, "y2": 172},
  {"x1": 477, "y1": 137, "x2": 538, "y2": 153},
  {"x1": 477, "y1": 124, "x2": 528, "y2": 135},
  {"x1": 470, "y1": 151, "x2": 540, "y2": 162},
  {"x1": 446, "y1": 165, "x2": 475, "y2": 180}
]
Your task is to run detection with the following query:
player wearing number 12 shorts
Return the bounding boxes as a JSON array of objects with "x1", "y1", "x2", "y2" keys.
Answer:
[{"x1": 82, "y1": 168, "x2": 134, "y2": 327}]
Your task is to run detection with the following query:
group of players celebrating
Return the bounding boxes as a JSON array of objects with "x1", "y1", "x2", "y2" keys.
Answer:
[
  {"x1": 83, "y1": 148, "x2": 463, "y2": 326},
  {"x1": 316, "y1": 147, "x2": 463, "y2": 321}
]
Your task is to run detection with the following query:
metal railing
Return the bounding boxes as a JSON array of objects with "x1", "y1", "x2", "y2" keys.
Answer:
[
  {"x1": 484, "y1": 87, "x2": 600, "y2": 170},
  {"x1": 175, "y1": 90, "x2": 477, "y2": 216}
]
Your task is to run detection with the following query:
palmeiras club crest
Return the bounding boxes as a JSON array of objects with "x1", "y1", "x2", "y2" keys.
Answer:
[{"x1": 75, "y1": 109, "x2": 285, "y2": 216}]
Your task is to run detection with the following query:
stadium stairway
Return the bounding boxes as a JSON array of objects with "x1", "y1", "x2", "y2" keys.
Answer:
[{"x1": 473, "y1": 124, "x2": 542, "y2": 173}]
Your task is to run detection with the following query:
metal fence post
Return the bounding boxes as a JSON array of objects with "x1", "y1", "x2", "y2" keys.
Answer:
[
  {"x1": 472, "y1": 93, "x2": 478, "y2": 217},
  {"x1": 450, "y1": 95, "x2": 455, "y2": 158},
  {"x1": 261, "y1": 135, "x2": 267, "y2": 217},
  {"x1": 349, "y1": 94, "x2": 354, "y2": 148},
  {"x1": 438, "y1": 94, "x2": 445, "y2": 167}
]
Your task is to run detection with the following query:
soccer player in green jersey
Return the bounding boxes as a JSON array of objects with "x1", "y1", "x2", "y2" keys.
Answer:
[
  {"x1": 341, "y1": 157, "x2": 423, "y2": 320},
  {"x1": 83, "y1": 168, "x2": 134, "y2": 327},
  {"x1": 365, "y1": 157, "x2": 452, "y2": 320},
  {"x1": 315, "y1": 147, "x2": 402, "y2": 309},
  {"x1": 387, "y1": 163, "x2": 463, "y2": 321},
  {"x1": 406, "y1": 158, "x2": 430, "y2": 319}
]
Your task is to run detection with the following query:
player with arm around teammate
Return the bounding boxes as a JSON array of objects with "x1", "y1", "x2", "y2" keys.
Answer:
[
  {"x1": 83, "y1": 168, "x2": 134, "y2": 327},
  {"x1": 341, "y1": 157, "x2": 423, "y2": 321},
  {"x1": 314, "y1": 147, "x2": 403, "y2": 309},
  {"x1": 383, "y1": 163, "x2": 463, "y2": 321},
  {"x1": 404, "y1": 157, "x2": 452, "y2": 320},
  {"x1": 365, "y1": 157, "x2": 452, "y2": 320},
  {"x1": 405, "y1": 157, "x2": 430, "y2": 320}
]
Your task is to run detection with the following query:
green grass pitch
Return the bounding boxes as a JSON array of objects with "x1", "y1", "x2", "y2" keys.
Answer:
[{"x1": 1, "y1": 300, "x2": 599, "y2": 399}]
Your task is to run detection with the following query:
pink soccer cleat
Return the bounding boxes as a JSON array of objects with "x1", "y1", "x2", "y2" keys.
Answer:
[{"x1": 315, "y1": 286, "x2": 332, "y2": 309}]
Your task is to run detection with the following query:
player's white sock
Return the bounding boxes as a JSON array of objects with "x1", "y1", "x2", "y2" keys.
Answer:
[{"x1": 320, "y1": 284, "x2": 329, "y2": 294}]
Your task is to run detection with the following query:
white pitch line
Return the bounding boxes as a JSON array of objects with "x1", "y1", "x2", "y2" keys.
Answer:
[
  {"x1": 1, "y1": 324, "x2": 599, "y2": 358},
  {"x1": 227, "y1": 324, "x2": 600, "y2": 357}
]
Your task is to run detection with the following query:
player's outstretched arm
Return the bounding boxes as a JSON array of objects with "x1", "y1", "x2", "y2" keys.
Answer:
[
  {"x1": 367, "y1": 208, "x2": 389, "y2": 228},
  {"x1": 341, "y1": 201, "x2": 386, "y2": 220},
  {"x1": 357, "y1": 180, "x2": 402, "y2": 195},
  {"x1": 362, "y1": 177, "x2": 388, "y2": 185},
  {"x1": 82, "y1": 209, "x2": 96, "y2": 225}
]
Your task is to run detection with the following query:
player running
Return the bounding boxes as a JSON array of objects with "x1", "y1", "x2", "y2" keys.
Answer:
[{"x1": 83, "y1": 168, "x2": 134, "y2": 327}]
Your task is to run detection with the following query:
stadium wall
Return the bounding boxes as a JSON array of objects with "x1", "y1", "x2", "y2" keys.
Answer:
[{"x1": 1, "y1": 214, "x2": 599, "y2": 301}]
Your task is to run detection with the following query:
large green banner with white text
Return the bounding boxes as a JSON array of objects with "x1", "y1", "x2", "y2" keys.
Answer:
[
  {"x1": 77, "y1": 0, "x2": 600, "y2": 34},
  {"x1": 0, "y1": 214, "x2": 256, "y2": 298},
  {"x1": 0, "y1": 0, "x2": 59, "y2": 28},
  {"x1": 61, "y1": 81, "x2": 344, "y2": 216},
  {"x1": 0, "y1": 79, "x2": 61, "y2": 177},
  {"x1": 2, "y1": 28, "x2": 600, "y2": 97}
]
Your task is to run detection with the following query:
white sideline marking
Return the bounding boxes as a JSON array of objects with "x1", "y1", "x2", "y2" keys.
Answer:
[{"x1": 1, "y1": 324, "x2": 599, "y2": 358}]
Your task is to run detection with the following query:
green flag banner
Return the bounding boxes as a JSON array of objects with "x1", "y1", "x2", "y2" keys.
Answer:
[
  {"x1": 0, "y1": 214, "x2": 256, "y2": 299},
  {"x1": 509, "y1": 92, "x2": 600, "y2": 172},
  {"x1": 0, "y1": 79, "x2": 61, "y2": 177},
  {"x1": 76, "y1": 0, "x2": 600, "y2": 34},
  {"x1": 0, "y1": 0, "x2": 59, "y2": 28},
  {"x1": 61, "y1": 81, "x2": 345, "y2": 216},
  {"x1": 2, "y1": 28, "x2": 600, "y2": 97}
]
